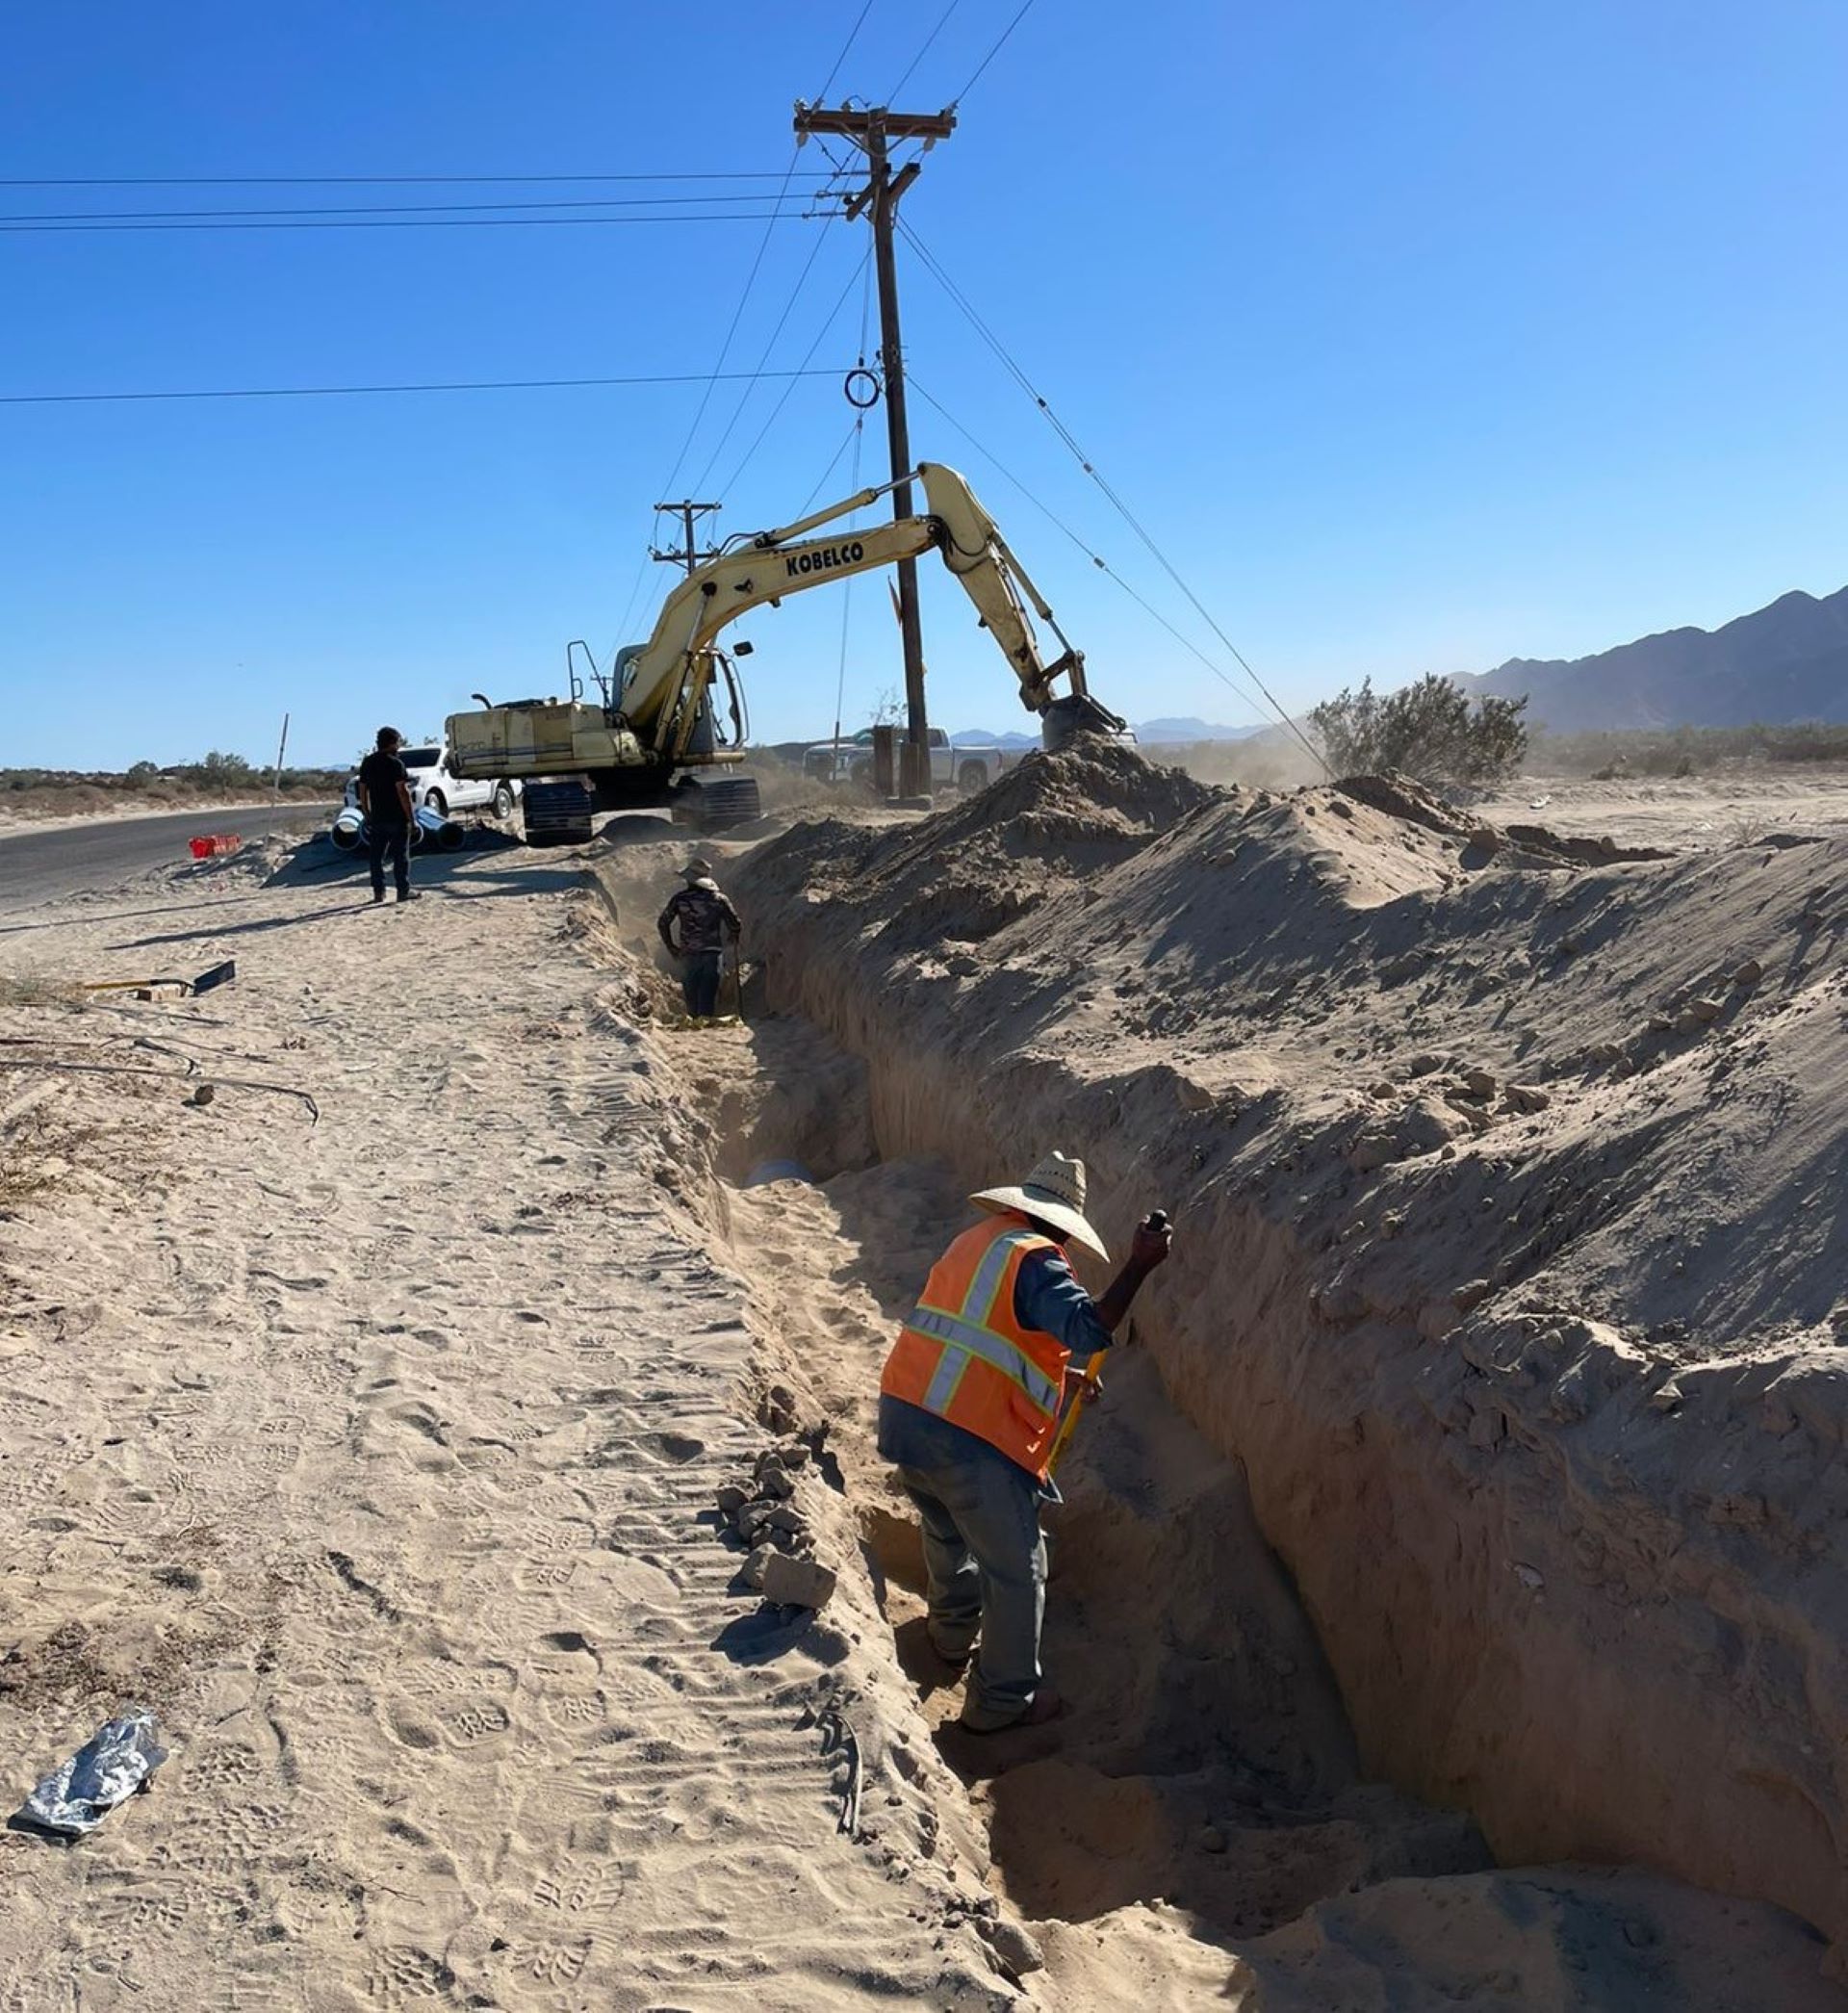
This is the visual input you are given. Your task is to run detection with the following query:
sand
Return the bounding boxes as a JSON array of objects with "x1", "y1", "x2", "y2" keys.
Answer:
[
  {"x1": 705, "y1": 745, "x2": 1845, "y2": 2001},
  {"x1": 0, "y1": 838, "x2": 1018, "y2": 2010},
  {"x1": 5, "y1": 759, "x2": 1846, "y2": 2011}
]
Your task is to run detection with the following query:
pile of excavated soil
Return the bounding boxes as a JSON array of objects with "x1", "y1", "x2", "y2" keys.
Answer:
[{"x1": 722, "y1": 742, "x2": 1848, "y2": 1995}]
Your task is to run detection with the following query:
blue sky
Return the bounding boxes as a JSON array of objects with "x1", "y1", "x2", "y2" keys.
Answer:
[{"x1": 3, "y1": 0, "x2": 1844, "y2": 769}]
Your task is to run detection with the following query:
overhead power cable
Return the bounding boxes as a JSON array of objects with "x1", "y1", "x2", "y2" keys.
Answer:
[
  {"x1": 952, "y1": 0, "x2": 1038, "y2": 103},
  {"x1": 610, "y1": 0, "x2": 871, "y2": 683},
  {"x1": 899, "y1": 221, "x2": 1327, "y2": 772},
  {"x1": 908, "y1": 378, "x2": 1287, "y2": 731},
  {"x1": 607, "y1": 149, "x2": 811, "y2": 676},
  {"x1": 0, "y1": 171, "x2": 798, "y2": 188},
  {"x1": 890, "y1": 0, "x2": 963, "y2": 99},
  {"x1": 650, "y1": 150, "x2": 806, "y2": 507},
  {"x1": 814, "y1": 0, "x2": 877, "y2": 102},
  {"x1": 0, "y1": 369, "x2": 841, "y2": 408},
  {"x1": 798, "y1": 416, "x2": 865, "y2": 518},
  {"x1": 691, "y1": 217, "x2": 843, "y2": 496},
  {"x1": 3, "y1": 194, "x2": 822, "y2": 223},
  {"x1": 717, "y1": 247, "x2": 871, "y2": 500},
  {"x1": 0, "y1": 211, "x2": 813, "y2": 235},
  {"x1": 833, "y1": 415, "x2": 870, "y2": 755}
]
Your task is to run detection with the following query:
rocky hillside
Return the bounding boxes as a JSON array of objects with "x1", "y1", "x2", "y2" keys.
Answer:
[{"x1": 1457, "y1": 584, "x2": 1848, "y2": 732}]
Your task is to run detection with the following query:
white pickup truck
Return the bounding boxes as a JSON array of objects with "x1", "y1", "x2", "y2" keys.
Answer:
[
  {"x1": 801, "y1": 727, "x2": 1022, "y2": 793},
  {"x1": 344, "y1": 744, "x2": 521, "y2": 821}
]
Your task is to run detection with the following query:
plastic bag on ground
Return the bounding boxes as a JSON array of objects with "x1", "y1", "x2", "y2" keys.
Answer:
[{"x1": 19, "y1": 1708, "x2": 167, "y2": 1836}]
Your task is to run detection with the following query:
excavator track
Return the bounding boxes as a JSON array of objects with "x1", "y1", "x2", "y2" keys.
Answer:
[
  {"x1": 683, "y1": 775, "x2": 762, "y2": 835},
  {"x1": 521, "y1": 778, "x2": 596, "y2": 848}
]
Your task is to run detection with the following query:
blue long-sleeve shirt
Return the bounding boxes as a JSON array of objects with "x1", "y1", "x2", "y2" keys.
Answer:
[{"x1": 877, "y1": 1243, "x2": 1113, "y2": 1479}]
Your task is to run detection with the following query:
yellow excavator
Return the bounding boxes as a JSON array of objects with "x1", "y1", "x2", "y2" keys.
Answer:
[{"x1": 446, "y1": 461, "x2": 1123, "y2": 842}]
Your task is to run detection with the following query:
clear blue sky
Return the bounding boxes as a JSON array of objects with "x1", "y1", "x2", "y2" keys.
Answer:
[{"x1": 3, "y1": 0, "x2": 1844, "y2": 769}]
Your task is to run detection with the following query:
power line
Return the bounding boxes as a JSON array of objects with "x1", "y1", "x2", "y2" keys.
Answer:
[
  {"x1": 616, "y1": 142, "x2": 811, "y2": 681},
  {"x1": 890, "y1": 0, "x2": 962, "y2": 100},
  {"x1": 833, "y1": 416, "x2": 870, "y2": 752},
  {"x1": 814, "y1": 0, "x2": 877, "y2": 102},
  {"x1": 651, "y1": 154, "x2": 807, "y2": 504},
  {"x1": 0, "y1": 171, "x2": 800, "y2": 188},
  {"x1": 953, "y1": 0, "x2": 1038, "y2": 102},
  {"x1": 898, "y1": 220, "x2": 1327, "y2": 771},
  {"x1": 908, "y1": 376, "x2": 1287, "y2": 736},
  {"x1": 691, "y1": 218, "x2": 843, "y2": 496},
  {"x1": 2, "y1": 194, "x2": 822, "y2": 223},
  {"x1": 717, "y1": 248, "x2": 871, "y2": 500},
  {"x1": 0, "y1": 369, "x2": 842, "y2": 408},
  {"x1": 798, "y1": 416, "x2": 865, "y2": 518},
  {"x1": 0, "y1": 211, "x2": 816, "y2": 235}
]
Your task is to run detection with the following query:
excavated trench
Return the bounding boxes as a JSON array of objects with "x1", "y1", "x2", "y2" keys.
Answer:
[
  {"x1": 700, "y1": 1008, "x2": 1497, "y2": 1939},
  {"x1": 586, "y1": 792, "x2": 1848, "y2": 2007}
]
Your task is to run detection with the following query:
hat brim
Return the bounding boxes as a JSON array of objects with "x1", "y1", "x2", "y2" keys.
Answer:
[{"x1": 971, "y1": 1187, "x2": 1109, "y2": 1263}]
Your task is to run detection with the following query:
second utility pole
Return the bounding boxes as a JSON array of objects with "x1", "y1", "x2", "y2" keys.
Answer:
[{"x1": 794, "y1": 99, "x2": 955, "y2": 799}]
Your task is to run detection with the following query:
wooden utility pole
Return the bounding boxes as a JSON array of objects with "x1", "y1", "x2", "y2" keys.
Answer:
[
  {"x1": 266, "y1": 710, "x2": 289, "y2": 839},
  {"x1": 652, "y1": 500, "x2": 722, "y2": 576},
  {"x1": 794, "y1": 100, "x2": 955, "y2": 799}
]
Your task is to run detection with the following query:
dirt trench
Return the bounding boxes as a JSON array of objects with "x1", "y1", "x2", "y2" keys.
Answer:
[{"x1": 591, "y1": 845, "x2": 1847, "y2": 2008}]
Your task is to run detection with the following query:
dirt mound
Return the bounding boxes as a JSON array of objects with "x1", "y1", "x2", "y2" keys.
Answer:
[
  {"x1": 734, "y1": 749, "x2": 1848, "y2": 1978},
  {"x1": 747, "y1": 743, "x2": 1218, "y2": 958}
]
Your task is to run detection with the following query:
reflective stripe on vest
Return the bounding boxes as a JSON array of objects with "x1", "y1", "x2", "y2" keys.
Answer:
[
  {"x1": 881, "y1": 1217, "x2": 1070, "y2": 1477},
  {"x1": 913, "y1": 1225, "x2": 1059, "y2": 1415}
]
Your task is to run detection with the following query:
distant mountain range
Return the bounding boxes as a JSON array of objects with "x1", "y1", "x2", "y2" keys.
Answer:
[
  {"x1": 952, "y1": 716, "x2": 1266, "y2": 748},
  {"x1": 1455, "y1": 585, "x2": 1848, "y2": 734}
]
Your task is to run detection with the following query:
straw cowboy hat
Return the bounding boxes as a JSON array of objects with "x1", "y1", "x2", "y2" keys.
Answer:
[
  {"x1": 971, "y1": 1150, "x2": 1109, "y2": 1262},
  {"x1": 680, "y1": 856, "x2": 716, "y2": 881}
]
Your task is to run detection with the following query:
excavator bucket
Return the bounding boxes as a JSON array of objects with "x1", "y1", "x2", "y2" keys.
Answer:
[{"x1": 1040, "y1": 692, "x2": 1131, "y2": 752}]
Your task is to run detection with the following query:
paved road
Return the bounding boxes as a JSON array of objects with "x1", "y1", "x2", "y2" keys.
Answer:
[{"x1": 0, "y1": 804, "x2": 331, "y2": 915}]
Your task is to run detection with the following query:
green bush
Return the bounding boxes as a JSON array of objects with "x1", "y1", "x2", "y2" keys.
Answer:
[{"x1": 1309, "y1": 674, "x2": 1529, "y2": 787}]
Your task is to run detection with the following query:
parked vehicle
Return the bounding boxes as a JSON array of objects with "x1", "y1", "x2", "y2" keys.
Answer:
[
  {"x1": 801, "y1": 726, "x2": 1022, "y2": 793},
  {"x1": 342, "y1": 743, "x2": 521, "y2": 821}
]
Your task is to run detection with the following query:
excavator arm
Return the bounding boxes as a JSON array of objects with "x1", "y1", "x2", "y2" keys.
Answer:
[
  {"x1": 447, "y1": 461, "x2": 1116, "y2": 796},
  {"x1": 615, "y1": 461, "x2": 1100, "y2": 753}
]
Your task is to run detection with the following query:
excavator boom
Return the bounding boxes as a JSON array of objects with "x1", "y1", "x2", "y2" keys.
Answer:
[{"x1": 446, "y1": 461, "x2": 1116, "y2": 826}]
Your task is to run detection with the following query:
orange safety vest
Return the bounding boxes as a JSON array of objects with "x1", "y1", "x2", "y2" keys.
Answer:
[{"x1": 881, "y1": 1214, "x2": 1069, "y2": 1481}]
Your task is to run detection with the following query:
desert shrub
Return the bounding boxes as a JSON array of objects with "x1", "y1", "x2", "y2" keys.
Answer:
[{"x1": 1309, "y1": 674, "x2": 1528, "y2": 787}]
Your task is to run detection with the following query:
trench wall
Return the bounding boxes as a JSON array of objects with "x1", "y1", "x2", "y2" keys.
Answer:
[{"x1": 740, "y1": 871, "x2": 1848, "y2": 1953}]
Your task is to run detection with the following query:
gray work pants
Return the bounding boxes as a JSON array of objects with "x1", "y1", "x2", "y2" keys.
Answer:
[{"x1": 896, "y1": 1440, "x2": 1048, "y2": 1729}]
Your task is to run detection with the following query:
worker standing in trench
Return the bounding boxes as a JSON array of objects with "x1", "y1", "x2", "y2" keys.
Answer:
[
  {"x1": 877, "y1": 1152, "x2": 1172, "y2": 1733},
  {"x1": 656, "y1": 857, "x2": 742, "y2": 1023}
]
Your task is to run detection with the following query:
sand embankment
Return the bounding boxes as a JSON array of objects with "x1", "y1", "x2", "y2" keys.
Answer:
[{"x1": 724, "y1": 745, "x2": 1848, "y2": 1953}]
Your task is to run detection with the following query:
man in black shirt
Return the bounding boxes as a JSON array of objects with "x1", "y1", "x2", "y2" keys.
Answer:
[
  {"x1": 356, "y1": 727, "x2": 419, "y2": 905},
  {"x1": 657, "y1": 858, "x2": 741, "y2": 1020}
]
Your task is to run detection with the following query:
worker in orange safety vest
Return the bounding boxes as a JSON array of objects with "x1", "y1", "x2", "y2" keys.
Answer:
[{"x1": 877, "y1": 1151, "x2": 1172, "y2": 1732}]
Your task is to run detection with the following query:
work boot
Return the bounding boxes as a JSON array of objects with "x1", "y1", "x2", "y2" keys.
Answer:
[{"x1": 957, "y1": 1686, "x2": 1065, "y2": 1736}]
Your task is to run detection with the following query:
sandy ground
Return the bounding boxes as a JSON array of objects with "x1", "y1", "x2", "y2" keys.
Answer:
[
  {"x1": 1478, "y1": 763, "x2": 1848, "y2": 848},
  {"x1": 0, "y1": 838, "x2": 1018, "y2": 2011},
  {"x1": 590, "y1": 818, "x2": 1848, "y2": 2013},
  {"x1": 5, "y1": 768, "x2": 1847, "y2": 2012}
]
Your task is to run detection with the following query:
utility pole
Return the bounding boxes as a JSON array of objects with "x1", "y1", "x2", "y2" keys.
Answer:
[
  {"x1": 794, "y1": 100, "x2": 955, "y2": 799},
  {"x1": 652, "y1": 499, "x2": 722, "y2": 576}
]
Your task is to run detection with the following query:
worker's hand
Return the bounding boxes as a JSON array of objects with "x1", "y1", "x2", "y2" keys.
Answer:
[
  {"x1": 1129, "y1": 1211, "x2": 1172, "y2": 1272},
  {"x1": 1062, "y1": 1365, "x2": 1103, "y2": 1406}
]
